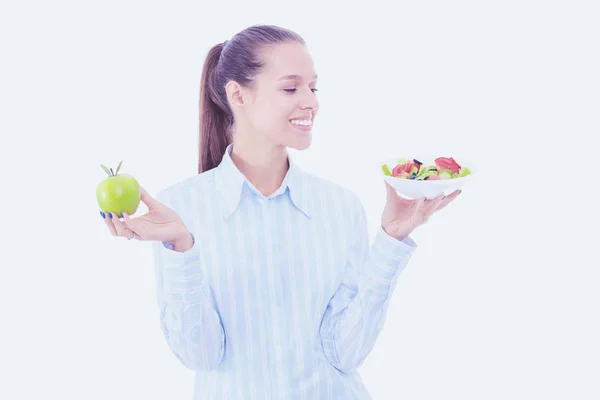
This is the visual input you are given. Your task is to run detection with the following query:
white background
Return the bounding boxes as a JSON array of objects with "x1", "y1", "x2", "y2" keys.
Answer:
[{"x1": 1, "y1": 0, "x2": 599, "y2": 399}]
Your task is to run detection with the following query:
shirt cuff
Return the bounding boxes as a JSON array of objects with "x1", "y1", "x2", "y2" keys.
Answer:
[
  {"x1": 363, "y1": 227, "x2": 418, "y2": 297},
  {"x1": 373, "y1": 226, "x2": 417, "y2": 257},
  {"x1": 158, "y1": 233, "x2": 203, "y2": 295},
  {"x1": 162, "y1": 232, "x2": 196, "y2": 253}
]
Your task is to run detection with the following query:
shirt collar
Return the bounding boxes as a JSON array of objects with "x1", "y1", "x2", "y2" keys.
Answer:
[{"x1": 214, "y1": 143, "x2": 313, "y2": 220}]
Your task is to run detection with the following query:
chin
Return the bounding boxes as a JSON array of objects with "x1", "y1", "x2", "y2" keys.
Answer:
[
  {"x1": 291, "y1": 142, "x2": 311, "y2": 151},
  {"x1": 286, "y1": 135, "x2": 312, "y2": 151}
]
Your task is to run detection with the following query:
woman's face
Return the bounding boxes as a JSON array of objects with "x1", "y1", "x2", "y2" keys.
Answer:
[{"x1": 230, "y1": 42, "x2": 320, "y2": 151}]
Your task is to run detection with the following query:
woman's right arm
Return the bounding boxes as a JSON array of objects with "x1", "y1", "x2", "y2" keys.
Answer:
[{"x1": 151, "y1": 189, "x2": 226, "y2": 372}]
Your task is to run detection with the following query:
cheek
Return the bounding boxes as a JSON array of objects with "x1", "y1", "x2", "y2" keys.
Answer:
[
  {"x1": 264, "y1": 103, "x2": 294, "y2": 128},
  {"x1": 252, "y1": 97, "x2": 295, "y2": 134},
  {"x1": 252, "y1": 109, "x2": 289, "y2": 137}
]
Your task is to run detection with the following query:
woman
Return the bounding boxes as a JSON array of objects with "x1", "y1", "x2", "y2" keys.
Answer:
[{"x1": 101, "y1": 24, "x2": 460, "y2": 399}]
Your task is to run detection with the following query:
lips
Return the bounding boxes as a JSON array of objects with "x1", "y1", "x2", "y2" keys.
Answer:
[
  {"x1": 289, "y1": 120, "x2": 312, "y2": 132},
  {"x1": 289, "y1": 115, "x2": 312, "y2": 121}
]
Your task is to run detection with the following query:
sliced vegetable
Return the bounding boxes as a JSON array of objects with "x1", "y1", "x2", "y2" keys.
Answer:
[
  {"x1": 435, "y1": 157, "x2": 462, "y2": 174},
  {"x1": 438, "y1": 169, "x2": 453, "y2": 180},
  {"x1": 384, "y1": 157, "x2": 471, "y2": 180},
  {"x1": 382, "y1": 164, "x2": 392, "y2": 176}
]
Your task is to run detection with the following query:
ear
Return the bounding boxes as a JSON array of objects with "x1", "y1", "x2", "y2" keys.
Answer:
[{"x1": 225, "y1": 80, "x2": 246, "y2": 110}]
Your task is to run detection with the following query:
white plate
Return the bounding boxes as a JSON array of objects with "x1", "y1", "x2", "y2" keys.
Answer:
[{"x1": 381, "y1": 155, "x2": 477, "y2": 199}]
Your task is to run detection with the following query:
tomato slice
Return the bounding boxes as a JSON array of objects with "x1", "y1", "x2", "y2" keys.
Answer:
[{"x1": 435, "y1": 157, "x2": 462, "y2": 174}]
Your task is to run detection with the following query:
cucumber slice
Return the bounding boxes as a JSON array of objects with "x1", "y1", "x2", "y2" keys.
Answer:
[
  {"x1": 457, "y1": 167, "x2": 472, "y2": 177},
  {"x1": 416, "y1": 172, "x2": 434, "y2": 180},
  {"x1": 438, "y1": 169, "x2": 453, "y2": 180},
  {"x1": 382, "y1": 164, "x2": 392, "y2": 176},
  {"x1": 417, "y1": 165, "x2": 435, "y2": 177}
]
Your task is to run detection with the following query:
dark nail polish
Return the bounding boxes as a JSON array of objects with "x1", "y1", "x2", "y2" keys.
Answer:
[
  {"x1": 100, "y1": 211, "x2": 105, "y2": 219},
  {"x1": 424, "y1": 198, "x2": 427, "y2": 203},
  {"x1": 442, "y1": 195, "x2": 446, "y2": 200},
  {"x1": 108, "y1": 213, "x2": 112, "y2": 219}
]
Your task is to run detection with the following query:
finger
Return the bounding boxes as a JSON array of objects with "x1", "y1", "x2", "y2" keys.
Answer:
[
  {"x1": 122, "y1": 212, "x2": 144, "y2": 240},
  {"x1": 110, "y1": 212, "x2": 132, "y2": 238},
  {"x1": 385, "y1": 181, "x2": 398, "y2": 202},
  {"x1": 139, "y1": 186, "x2": 158, "y2": 209},
  {"x1": 102, "y1": 212, "x2": 119, "y2": 236},
  {"x1": 436, "y1": 189, "x2": 461, "y2": 212},
  {"x1": 422, "y1": 192, "x2": 445, "y2": 217}
]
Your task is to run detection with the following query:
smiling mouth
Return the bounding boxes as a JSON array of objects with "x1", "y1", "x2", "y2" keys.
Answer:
[{"x1": 289, "y1": 120, "x2": 313, "y2": 130}]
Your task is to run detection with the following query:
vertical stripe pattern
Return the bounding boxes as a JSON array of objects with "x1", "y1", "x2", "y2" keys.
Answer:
[{"x1": 152, "y1": 144, "x2": 418, "y2": 399}]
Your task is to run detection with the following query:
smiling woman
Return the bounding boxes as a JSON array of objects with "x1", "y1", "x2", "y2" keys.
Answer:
[{"x1": 144, "y1": 23, "x2": 421, "y2": 400}]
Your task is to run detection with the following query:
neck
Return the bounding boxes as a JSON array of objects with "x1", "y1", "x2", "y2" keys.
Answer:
[{"x1": 230, "y1": 136, "x2": 289, "y2": 197}]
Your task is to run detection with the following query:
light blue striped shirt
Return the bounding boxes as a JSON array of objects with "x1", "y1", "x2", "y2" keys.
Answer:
[{"x1": 151, "y1": 144, "x2": 418, "y2": 399}]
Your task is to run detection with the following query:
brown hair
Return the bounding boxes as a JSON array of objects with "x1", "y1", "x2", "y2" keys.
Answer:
[{"x1": 198, "y1": 24, "x2": 305, "y2": 173}]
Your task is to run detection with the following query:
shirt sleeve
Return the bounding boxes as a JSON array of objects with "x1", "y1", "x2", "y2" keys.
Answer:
[
  {"x1": 319, "y1": 195, "x2": 418, "y2": 373},
  {"x1": 152, "y1": 189, "x2": 226, "y2": 371}
]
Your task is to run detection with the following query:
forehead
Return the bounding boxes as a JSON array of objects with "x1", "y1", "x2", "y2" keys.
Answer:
[{"x1": 260, "y1": 42, "x2": 318, "y2": 83}]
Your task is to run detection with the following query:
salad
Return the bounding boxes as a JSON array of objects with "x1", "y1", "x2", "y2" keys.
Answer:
[{"x1": 382, "y1": 157, "x2": 472, "y2": 180}]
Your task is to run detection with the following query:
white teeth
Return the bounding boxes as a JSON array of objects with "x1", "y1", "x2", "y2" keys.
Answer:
[{"x1": 290, "y1": 119, "x2": 311, "y2": 126}]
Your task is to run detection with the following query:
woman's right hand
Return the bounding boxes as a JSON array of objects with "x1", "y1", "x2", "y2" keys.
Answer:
[{"x1": 101, "y1": 186, "x2": 190, "y2": 245}]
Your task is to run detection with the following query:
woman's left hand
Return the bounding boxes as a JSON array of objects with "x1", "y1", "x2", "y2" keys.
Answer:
[{"x1": 381, "y1": 182, "x2": 461, "y2": 241}]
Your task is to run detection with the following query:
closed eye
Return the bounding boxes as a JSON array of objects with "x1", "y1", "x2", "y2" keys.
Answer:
[{"x1": 284, "y1": 89, "x2": 319, "y2": 93}]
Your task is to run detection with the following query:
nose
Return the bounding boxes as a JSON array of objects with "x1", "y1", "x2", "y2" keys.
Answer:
[
  {"x1": 300, "y1": 88, "x2": 319, "y2": 112},
  {"x1": 301, "y1": 101, "x2": 318, "y2": 115}
]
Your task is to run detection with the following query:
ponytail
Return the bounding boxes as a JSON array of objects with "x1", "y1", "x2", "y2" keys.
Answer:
[{"x1": 198, "y1": 42, "x2": 232, "y2": 173}]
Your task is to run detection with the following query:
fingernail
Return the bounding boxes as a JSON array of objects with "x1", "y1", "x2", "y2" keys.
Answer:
[
  {"x1": 100, "y1": 211, "x2": 105, "y2": 219},
  {"x1": 424, "y1": 198, "x2": 427, "y2": 203},
  {"x1": 459, "y1": 189, "x2": 462, "y2": 195},
  {"x1": 108, "y1": 213, "x2": 112, "y2": 219},
  {"x1": 442, "y1": 195, "x2": 446, "y2": 200}
]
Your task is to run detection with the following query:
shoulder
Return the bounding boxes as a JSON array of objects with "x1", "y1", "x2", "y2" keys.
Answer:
[
  {"x1": 301, "y1": 170, "x2": 363, "y2": 212},
  {"x1": 155, "y1": 170, "x2": 216, "y2": 208}
]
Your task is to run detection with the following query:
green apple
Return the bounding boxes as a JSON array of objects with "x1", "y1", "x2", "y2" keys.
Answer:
[{"x1": 96, "y1": 161, "x2": 140, "y2": 218}]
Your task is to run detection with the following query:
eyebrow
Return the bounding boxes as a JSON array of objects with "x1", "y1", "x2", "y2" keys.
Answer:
[{"x1": 278, "y1": 74, "x2": 318, "y2": 81}]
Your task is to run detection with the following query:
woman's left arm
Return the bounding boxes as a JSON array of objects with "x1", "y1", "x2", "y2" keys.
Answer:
[{"x1": 319, "y1": 184, "x2": 461, "y2": 373}]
